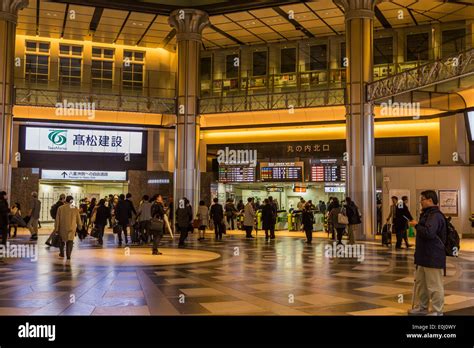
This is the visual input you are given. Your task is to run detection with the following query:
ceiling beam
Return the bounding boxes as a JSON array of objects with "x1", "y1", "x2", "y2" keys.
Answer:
[
  {"x1": 272, "y1": 6, "x2": 314, "y2": 39},
  {"x1": 113, "y1": 11, "x2": 131, "y2": 44},
  {"x1": 210, "y1": 24, "x2": 245, "y2": 46},
  {"x1": 223, "y1": 14, "x2": 268, "y2": 45},
  {"x1": 60, "y1": 4, "x2": 69, "y2": 38},
  {"x1": 374, "y1": 5, "x2": 392, "y2": 29},
  {"x1": 161, "y1": 29, "x2": 176, "y2": 48},
  {"x1": 89, "y1": 7, "x2": 104, "y2": 34},
  {"x1": 35, "y1": 0, "x2": 40, "y2": 36},
  {"x1": 407, "y1": 8, "x2": 419, "y2": 26},
  {"x1": 136, "y1": 14, "x2": 158, "y2": 46},
  {"x1": 247, "y1": 10, "x2": 288, "y2": 41}
]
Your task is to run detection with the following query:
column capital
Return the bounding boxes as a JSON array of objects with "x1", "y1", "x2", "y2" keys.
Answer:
[
  {"x1": 334, "y1": 0, "x2": 381, "y2": 20},
  {"x1": 168, "y1": 9, "x2": 209, "y2": 42},
  {"x1": 0, "y1": 0, "x2": 29, "y2": 24}
]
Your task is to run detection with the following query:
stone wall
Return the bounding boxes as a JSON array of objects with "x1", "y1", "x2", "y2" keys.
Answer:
[
  {"x1": 128, "y1": 170, "x2": 173, "y2": 206},
  {"x1": 11, "y1": 168, "x2": 40, "y2": 212}
]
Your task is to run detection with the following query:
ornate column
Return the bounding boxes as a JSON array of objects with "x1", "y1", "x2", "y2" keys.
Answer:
[
  {"x1": 335, "y1": 0, "x2": 379, "y2": 239},
  {"x1": 0, "y1": 0, "x2": 28, "y2": 194},
  {"x1": 168, "y1": 9, "x2": 209, "y2": 212}
]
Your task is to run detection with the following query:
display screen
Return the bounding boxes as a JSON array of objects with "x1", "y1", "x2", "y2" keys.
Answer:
[
  {"x1": 218, "y1": 166, "x2": 256, "y2": 183},
  {"x1": 260, "y1": 162, "x2": 304, "y2": 181},
  {"x1": 310, "y1": 158, "x2": 346, "y2": 182}
]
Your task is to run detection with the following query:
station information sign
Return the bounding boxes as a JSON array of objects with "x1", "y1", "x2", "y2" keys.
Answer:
[
  {"x1": 260, "y1": 162, "x2": 304, "y2": 182},
  {"x1": 310, "y1": 158, "x2": 346, "y2": 182},
  {"x1": 218, "y1": 166, "x2": 256, "y2": 183}
]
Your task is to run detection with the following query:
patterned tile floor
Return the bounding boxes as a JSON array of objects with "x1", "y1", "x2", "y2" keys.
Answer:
[{"x1": 0, "y1": 227, "x2": 473, "y2": 316}]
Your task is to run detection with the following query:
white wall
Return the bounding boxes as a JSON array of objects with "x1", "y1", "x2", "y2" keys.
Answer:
[{"x1": 382, "y1": 166, "x2": 472, "y2": 237}]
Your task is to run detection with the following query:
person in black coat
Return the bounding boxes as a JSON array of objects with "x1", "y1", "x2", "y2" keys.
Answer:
[
  {"x1": 209, "y1": 198, "x2": 224, "y2": 240},
  {"x1": 0, "y1": 191, "x2": 9, "y2": 246},
  {"x1": 261, "y1": 198, "x2": 274, "y2": 241},
  {"x1": 393, "y1": 198, "x2": 413, "y2": 249},
  {"x1": 125, "y1": 193, "x2": 137, "y2": 221},
  {"x1": 345, "y1": 197, "x2": 361, "y2": 245},
  {"x1": 150, "y1": 197, "x2": 165, "y2": 255},
  {"x1": 176, "y1": 197, "x2": 193, "y2": 247},
  {"x1": 94, "y1": 199, "x2": 110, "y2": 246},
  {"x1": 302, "y1": 203, "x2": 315, "y2": 244},
  {"x1": 114, "y1": 194, "x2": 131, "y2": 246},
  {"x1": 408, "y1": 190, "x2": 446, "y2": 316},
  {"x1": 267, "y1": 196, "x2": 277, "y2": 239}
]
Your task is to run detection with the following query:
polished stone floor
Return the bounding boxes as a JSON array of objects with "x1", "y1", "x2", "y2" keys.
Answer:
[{"x1": 0, "y1": 226, "x2": 473, "y2": 316}]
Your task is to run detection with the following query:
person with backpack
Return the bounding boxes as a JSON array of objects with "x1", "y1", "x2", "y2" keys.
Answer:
[
  {"x1": 408, "y1": 190, "x2": 446, "y2": 316},
  {"x1": 45, "y1": 194, "x2": 66, "y2": 247},
  {"x1": 345, "y1": 197, "x2": 361, "y2": 245}
]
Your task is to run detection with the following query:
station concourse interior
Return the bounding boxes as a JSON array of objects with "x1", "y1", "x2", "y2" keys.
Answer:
[{"x1": 0, "y1": 0, "x2": 473, "y2": 316}]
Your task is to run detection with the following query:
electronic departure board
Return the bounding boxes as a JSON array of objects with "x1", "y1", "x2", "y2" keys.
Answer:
[
  {"x1": 260, "y1": 162, "x2": 304, "y2": 182},
  {"x1": 218, "y1": 166, "x2": 256, "y2": 183},
  {"x1": 310, "y1": 158, "x2": 346, "y2": 182}
]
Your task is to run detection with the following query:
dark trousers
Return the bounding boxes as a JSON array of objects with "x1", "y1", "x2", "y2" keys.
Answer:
[
  {"x1": 59, "y1": 240, "x2": 74, "y2": 259},
  {"x1": 118, "y1": 224, "x2": 129, "y2": 245},
  {"x1": 139, "y1": 221, "x2": 149, "y2": 243},
  {"x1": 226, "y1": 216, "x2": 235, "y2": 230},
  {"x1": 336, "y1": 227, "x2": 345, "y2": 244},
  {"x1": 304, "y1": 228, "x2": 313, "y2": 243},
  {"x1": 152, "y1": 230, "x2": 163, "y2": 253},
  {"x1": 96, "y1": 224, "x2": 105, "y2": 244},
  {"x1": 395, "y1": 227, "x2": 409, "y2": 248},
  {"x1": 264, "y1": 226, "x2": 275, "y2": 239},
  {"x1": 178, "y1": 226, "x2": 188, "y2": 245},
  {"x1": 0, "y1": 225, "x2": 7, "y2": 245},
  {"x1": 243, "y1": 225, "x2": 253, "y2": 238},
  {"x1": 214, "y1": 219, "x2": 223, "y2": 239}
]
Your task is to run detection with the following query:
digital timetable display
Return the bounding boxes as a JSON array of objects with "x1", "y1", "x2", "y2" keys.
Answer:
[
  {"x1": 218, "y1": 166, "x2": 256, "y2": 183},
  {"x1": 310, "y1": 158, "x2": 346, "y2": 182},
  {"x1": 260, "y1": 162, "x2": 304, "y2": 182}
]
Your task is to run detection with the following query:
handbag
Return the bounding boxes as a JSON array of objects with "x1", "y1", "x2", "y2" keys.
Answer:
[
  {"x1": 112, "y1": 224, "x2": 123, "y2": 234},
  {"x1": 148, "y1": 218, "x2": 164, "y2": 232},
  {"x1": 337, "y1": 208, "x2": 349, "y2": 225},
  {"x1": 51, "y1": 232, "x2": 62, "y2": 248},
  {"x1": 192, "y1": 218, "x2": 201, "y2": 229},
  {"x1": 91, "y1": 227, "x2": 100, "y2": 239}
]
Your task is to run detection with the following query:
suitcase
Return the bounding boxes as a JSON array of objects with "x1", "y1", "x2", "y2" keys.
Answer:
[{"x1": 381, "y1": 223, "x2": 392, "y2": 246}]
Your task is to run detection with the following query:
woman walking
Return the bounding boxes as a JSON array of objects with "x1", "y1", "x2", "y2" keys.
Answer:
[
  {"x1": 196, "y1": 200, "x2": 209, "y2": 241},
  {"x1": 93, "y1": 199, "x2": 110, "y2": 246},
  {"x1": 302, "y1": 203, "x2": 315, "y2": 244},
  {"x1": 328, "y1": 198, "x2": 347, "y2": 245}
]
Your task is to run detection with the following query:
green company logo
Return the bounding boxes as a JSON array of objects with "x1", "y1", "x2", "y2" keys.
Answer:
[{"x1": 48, "y1": 130, "x2": 67, "y2": 146}]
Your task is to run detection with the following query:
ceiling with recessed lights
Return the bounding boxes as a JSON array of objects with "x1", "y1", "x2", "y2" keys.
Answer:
[{"x1": 16, "y1": 0, "x2": 474, "y2": 50}]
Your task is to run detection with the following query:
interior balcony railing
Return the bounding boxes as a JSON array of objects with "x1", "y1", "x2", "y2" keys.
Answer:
[
  {"x1": 367, "y1": 48, "x2": 474, "y2": 102},
  {"x1": 13, "y1": 61, "x2": 176, "y2": 114}
]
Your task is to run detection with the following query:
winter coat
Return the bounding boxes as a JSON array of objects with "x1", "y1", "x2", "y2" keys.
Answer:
[
  {"x1": 197, "y1": 206, "x2": 209, "y2": 227},
  {"x1": 261, "y1": 204, "x2": 274, "y2": 230},
  {"x1": 302, "y1": 210, "x2": 314, "y2": 231},
  {"x1": 243, "y1": 203, "x2": 255, "y2": 227},
  {"x1": 414, "y1": 206, "x2": 446, "y2": 269},
  {"x1": 346, "y1": 202, "x2": 361, "y2": 225},
  {"x1": 54, "y1": 203, "x2": 82, "y2": 241},
  {"x1": 210, "y1": 203, "x2": 224, "y2": 222},
  {"x1": 94, "y1": 205, "x2": 110, "y2": 227},
  {"x1": 329, "y1": 206, "x2": 347, "y2": 229},
  {"x1": 176, "y1": 205, "x2": 193, "y2": 228},
  {"x1": 393, "y1": 203, "x2": 413, "y2": 230}
]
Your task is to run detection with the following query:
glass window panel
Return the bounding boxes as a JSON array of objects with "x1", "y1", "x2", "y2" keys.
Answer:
[
  {"x1": 442, "y1": 28, "x2": 466, "y2": 58},
  {"x1": 26, "y1": 41, "x2": 37, "y2": 51},
  {"x1": 123, "y1": 72, "x2": 132, "y2": 81},
  {"x1": 374, "y1": 37, "x2": 393, "y2": 65},
  {"x1": 406, "y1": 33, "x2": 429, "y2": 61},
  {"x1": 252, "y1": 51, "x2": 267, "y2": 76},
  {"x1": 133, "y1": 64, "x2": 143, "y2": 73},
  {"x1": 200, "y1": 56, "x2": 212, "y2": 80},
  {"x1": 124, "y1": 51, "x2": 133, "y2": 58},
  {"x1": 340, "y1": 42, "x2": 346, "y2": 67},
  {"x1": 92, "y1": 48, "x2": 101, "y2": 57},
  {"x1": 280, "y1": 47, "x2": 296, "y2": 73},
  {"x1": 134, "y1": 52, "x2": 144, "y2": 61},
  {"x1": 59, "y1": 45, "x2": 70, "y2": 55},
  {"x1": 225, "y1": 54, "x2": 239, "y2": 79},
  {"x1": 38, "y1": 55, "x2": 48, "y2": 65},
  {"x1": 91, "y1": 60, "x2": 101, "y2": 69},
  {"x1": 103, "y1": 70, "x2": 113, "y2": 79},
  {"x1": 103, "y1": 61, "x2": 113, "y2": 70},
  {"x1": 104, "y1": 49, "x2": 114, "y2": 58},
  {"x1": 72, "y1": 46, "x2": 83, "y2": 55},
  {"x1": 309, "y1": 45, "x2": 327, "y2": 70},
  {"x1": 39, "y1": 42, "x2": 50, "y2": 52}
]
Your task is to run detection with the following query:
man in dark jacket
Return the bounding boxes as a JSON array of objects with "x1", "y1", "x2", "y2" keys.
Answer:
[
  {"x1": 125, "y1": 193, "x2": 137, "y2": 221},
  {"x1": 176, "y1": 198, "x2": 193, "y2": 247},
  {"x1": 115, "y1": 194, "x2": 131, "y2": 246},
  {"x1": 209, "y1": 198, "x2": 224, "y2": 240},
  {"x1": 94, "y1": 199, "x2": 111, "y2": 246},
  {"x1": 394, "y1": 198, "x2": 413, "y2": 249},
  {"x1": 408, "y1": 190, "x2": 446, "y2": 316}
]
